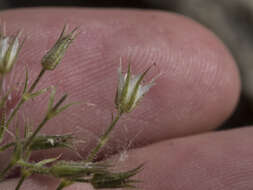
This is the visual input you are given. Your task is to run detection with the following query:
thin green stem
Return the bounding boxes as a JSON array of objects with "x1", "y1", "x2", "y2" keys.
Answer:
[
  {"x1": 56, "y1": 180, "x2": 73, "y2": 190},
  {"x1": 0, "y1": 109, "x2": 6, "y2": 144},
  {"x1": 87, "y1": 111, "x2": 122, "y2": 162},
  {"x1": 56, "y1": 183, "x2": 65, "y2": 190},
  {"x1": 28, "y1": 68, "x2": 46, "y2": 93},
  {"x1": 0, "y1": 76, "x2": 3, "y2": 94},
  {"x1": 15, "y1": 174, "x2": 26, "y2": 190},
  {"x1": 0, "y1": 162, "x2": 14, "y2": 181},
  {"x1": 52, "y1": 94, "x2": 67, "y2": 112}
]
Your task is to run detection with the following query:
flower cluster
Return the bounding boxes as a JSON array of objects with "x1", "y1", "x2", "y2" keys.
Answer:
[{"x1": 0, "y1": 23, "x2": 157, "y2": 190}]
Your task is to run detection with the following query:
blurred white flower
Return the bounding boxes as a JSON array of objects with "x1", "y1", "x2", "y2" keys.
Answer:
[{"x1": 0, "y1": 30, "x2": 23, "y2": 74}]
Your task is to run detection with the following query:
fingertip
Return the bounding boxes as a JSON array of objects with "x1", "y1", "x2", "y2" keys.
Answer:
[{"x1": 0, "y1": 8, "x2": 241, "y2": 158}]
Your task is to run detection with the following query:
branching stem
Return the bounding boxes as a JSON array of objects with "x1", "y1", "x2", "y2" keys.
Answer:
[
  {"x1": 3, "y1": 68, "x2": 46, "y2": 135},
  {"x1": 0, "y1": 68, "x2": 46, "y2": 180},
  {"x1": 24, "y1": 94, "x2": 67, "y2": 150}
]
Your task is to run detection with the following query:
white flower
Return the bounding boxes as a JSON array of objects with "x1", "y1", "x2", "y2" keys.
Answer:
[
  {"x1": 115, "y1": 60, "x2": 157, "y2": 113},
  {"x1": 0, "y1": 30, "x2": 23, "y2": 74}
]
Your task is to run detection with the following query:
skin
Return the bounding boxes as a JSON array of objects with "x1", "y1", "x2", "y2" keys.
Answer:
[{"x1": 0, "y1": 8, "x2": 243, "y2": 189}]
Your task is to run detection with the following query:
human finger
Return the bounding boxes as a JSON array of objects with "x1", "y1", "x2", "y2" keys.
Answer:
[
  {"x1": 0, "y1": 8, "x2": 240, "y2": 161},
  {"x1": 114, "y1": 127, "x2": 253, "y2": 190}
]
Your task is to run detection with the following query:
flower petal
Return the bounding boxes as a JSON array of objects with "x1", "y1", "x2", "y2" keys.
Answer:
[
  {"x1": 8, "y1": 37, "x2": 19, "y2": 68},
  {"x1": 0, "y1": 37, "x2": 9, "y2": 60}
]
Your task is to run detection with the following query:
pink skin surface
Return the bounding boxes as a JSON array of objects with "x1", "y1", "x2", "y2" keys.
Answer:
[{"x1": 0, "y1": 8, "x2": 241, "y2": 189}]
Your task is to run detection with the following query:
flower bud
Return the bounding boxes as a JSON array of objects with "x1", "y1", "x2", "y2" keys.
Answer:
[
  {"x1": 0, "y1": 30, "x2": 23, "y2": 74},
  {"x1": 115, "y1": 61, "x2": 156, "y2": 113},
  {"x1": 41, "y1": 25, "x2": 78, "y2": 70}
]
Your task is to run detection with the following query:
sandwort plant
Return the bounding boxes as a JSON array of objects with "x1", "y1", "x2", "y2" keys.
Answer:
[{"x1": 0, "y1": 23, "x2": 157, "y2": 190}]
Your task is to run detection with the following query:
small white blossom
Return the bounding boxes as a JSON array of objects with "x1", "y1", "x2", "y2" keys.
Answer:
[
  {"x1": 0, "y1": 30, "x2": 23, "y2": 74},
  {"x1": 115, "y1": 61, "x2": 157, "y2": 113}
]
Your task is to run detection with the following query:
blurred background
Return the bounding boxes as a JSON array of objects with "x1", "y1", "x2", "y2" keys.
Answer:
[{"x1": 0, "y1": 0, "x2": 252, "y2": 130}]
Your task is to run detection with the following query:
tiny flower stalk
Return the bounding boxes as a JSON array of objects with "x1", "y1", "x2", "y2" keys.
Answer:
[
  {"x1": 86, "y1": 111, "x2": 122, "y2": 162},
  {"x1": 87, "y1": 63, "x2": 156, "y2": 162},
  {"x1": 15, "y1": 169, "x2": 31, "y2": 190}
]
